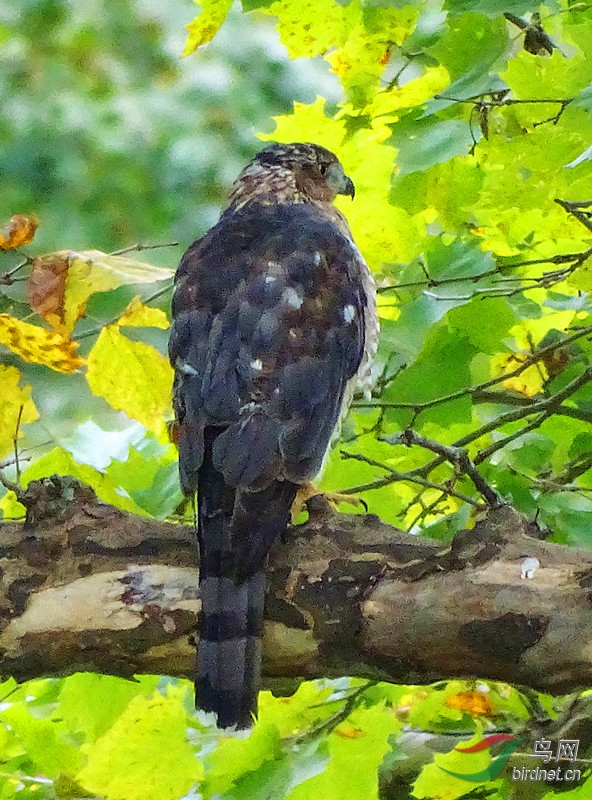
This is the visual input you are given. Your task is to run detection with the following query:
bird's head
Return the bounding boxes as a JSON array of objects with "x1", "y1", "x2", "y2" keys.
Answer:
[{"x1": 227, "y1": 142, "x2": 355, "y2": 207}]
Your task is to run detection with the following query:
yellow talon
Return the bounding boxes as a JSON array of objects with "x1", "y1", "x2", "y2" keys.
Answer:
[{"x1": 291, "y1": 483, "x2": 368, "y2": 522}]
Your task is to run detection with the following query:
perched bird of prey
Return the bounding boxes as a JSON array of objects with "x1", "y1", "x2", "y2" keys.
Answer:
[{"x1": 169, "y1": 142, "x2": 378, "y2": 728}]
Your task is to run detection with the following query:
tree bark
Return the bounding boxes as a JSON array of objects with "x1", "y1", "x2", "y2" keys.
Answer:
[{"x1": 1, "y1": 476, "x2": 592, "y2": 695}]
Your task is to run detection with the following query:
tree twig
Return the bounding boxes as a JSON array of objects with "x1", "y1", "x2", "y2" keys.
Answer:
[{"x1": 383, "y1": 430, "x2": 502, "y2": 506}]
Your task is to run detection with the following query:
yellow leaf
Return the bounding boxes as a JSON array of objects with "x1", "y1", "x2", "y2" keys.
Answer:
[
  {"x1": 369, "y1": 66, "x2": 450, "y2": 117},
  {"x1": 326, "y1": 5, "x2": 420, "y2": 104},
  {"x1": 264, "y1": 0, "x2": 352, "y2": 59},
  {"x1": 182, "y1": 0, "x2": 233, "y2": 56},
  {"x1": 118, "y1": 296, "x2": 170, "y2": 329},
  {"x1": 64, "y1": 250, "x2": 173, "y2": 333},
  {"x1": 0, "y1": 314, "x2": 84, "y2": 374},
  {"x1": 445, "y1": 691, "x2": 495, "y2": 717},
  {"x1": 86, "y1": 325, "x2": 173, "y2": 435},
  {"x1": 0, "y1": 214, "x2": 39, "y2": 250},
  {"x1": 490, "y1": 353, "x2": 545, "y2": 398},
  {"x1": 78, "y1": 690, "x2": 203, "y2": 800},
  {"x1": 503, "y1": 365, "x2": 545, "y2": 398},
  {"x1": 27, "y1": 250, "x2": 172, "y2": 335},
  {"x1": 0, "y1": 366, "x2": 39, "y2": 458},
  {"x1": 335, "y1": 725, "x2": 365, "y2": 739}
]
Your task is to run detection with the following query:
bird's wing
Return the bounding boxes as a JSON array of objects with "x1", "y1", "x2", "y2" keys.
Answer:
[{"x1": 169, "y1": 201, "x2": 368, "y2": 497}]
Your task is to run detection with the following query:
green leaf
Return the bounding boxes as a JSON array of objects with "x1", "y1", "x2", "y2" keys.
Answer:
[
  {"x1": 258, "y1": 681, "x2": 337, "y2": 736},
  {"x1": 382, "y1": 326, "x2": 477, "y2": 426},
  {"x1": 503, "y1": 48, "x2": 592, "y2": 102},
  {"x1": 202, "y1": 721, "x2": 282, "y2": 797},
  {"x1": 425, "y1": 237, "x2": 495, "y2": 283},
  {"x1": 1, "y1": 701, "x2": 82, "y2": 779},
  {"x1": 0, "y1": 447, "x2": 147, "y2": 518},
  {"x1": 55, "y1": 673, "x2": 160, "y2": 743},
  {"x1": 104, "y1": 441, "x2": 182, "y2": 518},
  {"x1": 288, "y1": 703, "x2": 402, "y2": 800},
  {"x1": 392, "y1": 117, "x2": 475, "y2": 176},
  {"x1": 443, "y1": 1, "x2": 548, "y2": 18},
  {"x1": 78, "y1": 687, "x2": 203, "y2": 800},
  {"x1": 227, "y1": 737, "x2": 330, "y2": 800},
  {"x1": 538, "y1": 492, "x2": 592, "y2": 547},
  {"x1": 430, "y1": 13, "x2": 508, "y2": 80},
  {"x1": 447, "y1": 296, "x2": 517, "y2": 354}
]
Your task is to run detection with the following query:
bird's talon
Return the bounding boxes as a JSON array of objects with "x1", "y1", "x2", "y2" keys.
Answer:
[{"x1": 291, "y1": 483, "x2": 368, "y2": 522}]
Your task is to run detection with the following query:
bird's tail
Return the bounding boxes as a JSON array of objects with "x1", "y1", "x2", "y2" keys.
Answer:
[{"x1": 196, "y1": 430, "x2": 297, "y2": 728}]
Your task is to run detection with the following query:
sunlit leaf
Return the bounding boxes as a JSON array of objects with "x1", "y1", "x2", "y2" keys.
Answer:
[
  {"x1": 0, "y1": 313, "x2": 84, "y2": 373},
  {"x1": 264, "y1": 0, "x2": 354, "y2": 59},
  {"x1": 64, "y1": 250, "x2": 173, "y2": 334},
  {"x1": 182, "y1": 0, "x2": 233, "y2": 56},
  {"x1": 203, "y1": 722, "x2": 283, "y2": 796},
  {"x1": 0, "y1": 365, "x2": 38, "y2": 458},
  {"x1": 117, "y1": 295, "x2": 170, "y2": 329},
  {"x1": 86, "y1": 325, "x2": 173, "y2": 435},
  {"x1": 78, "y1": 688, "x2": 203, "y2": 800},
  {"x1": 288, "y1": 703, "x2": 401, "y2": 800},
  {"x1": 1, "y1": 700, "x2": 82, "y2": 778},
  {"x1": 326, "y1": 5, "x2": 420, "y2": 107}
]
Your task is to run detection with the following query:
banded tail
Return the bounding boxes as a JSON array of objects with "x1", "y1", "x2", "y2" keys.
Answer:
[{"x1": 196, "y1": 429, "x2": 297, "y2": 728}]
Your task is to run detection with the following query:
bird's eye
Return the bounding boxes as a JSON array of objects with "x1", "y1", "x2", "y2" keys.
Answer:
[{"x1": 319, "y1": 164, "x2": 327, "y2": 175}]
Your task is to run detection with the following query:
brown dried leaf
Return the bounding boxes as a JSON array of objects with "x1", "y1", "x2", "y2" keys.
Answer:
[
  {"x1": 27, "y1": 253, "x2": 70, "y2": 333},
  {"x1": 0, "y1": 214, "x2": 39, "y2": 250}
]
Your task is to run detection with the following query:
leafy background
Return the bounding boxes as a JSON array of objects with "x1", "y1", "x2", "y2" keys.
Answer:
[{"x1": 2, "y1": 0, "x2": 592, "y2": 797}]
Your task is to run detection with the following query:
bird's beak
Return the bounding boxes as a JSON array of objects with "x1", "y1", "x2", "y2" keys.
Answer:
[
  {"x1": 327, "y1": 161, "x2": 356, "y2": 200},
  {"x1": 339, "y1": 175, "x2": 355, "y2": 200}
]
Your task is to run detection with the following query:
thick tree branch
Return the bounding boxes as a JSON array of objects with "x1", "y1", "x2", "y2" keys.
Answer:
[{"x1": 1, "y1": 477, "x2": 592, "y2": 698}]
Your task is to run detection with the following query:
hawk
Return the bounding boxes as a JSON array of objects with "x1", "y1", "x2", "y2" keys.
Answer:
[{"x1": 169, "y1": 142, "x2": 378, "y2": 728}]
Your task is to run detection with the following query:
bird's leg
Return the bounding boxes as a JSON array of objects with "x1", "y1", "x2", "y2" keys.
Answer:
[{"x1": 290, "y1": 482, "x2": 368, "y2": 522}]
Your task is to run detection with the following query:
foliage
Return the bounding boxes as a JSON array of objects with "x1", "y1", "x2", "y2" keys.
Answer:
[
  {"x1": 2, "y1": 673, "x2": 577, "y2": 800},
  {"x1": 3, "y1": 0, "x2": 592, "y2": 797}
]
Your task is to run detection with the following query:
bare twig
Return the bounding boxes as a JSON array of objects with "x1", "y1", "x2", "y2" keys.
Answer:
[
  {"x1": 555, "y1": 199, "x2": 592, "y2": 234},
  {"x1": 354, "y1": 323, "x2": 592, "y2": 416},
  {"x1": 108, "y1": 241, "x2": 179, "y2": 256},
  {"x1": 77, "y1": 281, "x2": 174, "y2": 341},
  {"x1": 13, "y1": 405, "x2": 23, "y2": 485},
  {"x1": 384, "y1": 430, "x2": 502, "y2": 506},
  {"x1": 339, "y1": 451, "x2": 484, "y2": 507},
  {"x1": 0, "y1": 256, "x2": 34, "y2": 286}
]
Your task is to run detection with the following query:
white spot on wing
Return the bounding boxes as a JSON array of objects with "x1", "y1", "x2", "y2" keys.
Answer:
[
  {"x1": 313, "y1": 251, "x2": 321, "y2": 266},
  {"x1": 250, "y1": 358, "x2": 263, "y2": 372},
  {"x1": 343, "y1": 304, "x2": 356, "y2": 323},
  {"x1": 264, "y1": 275, "x2": 276, "y2": 284},
  {"x1": 176, "y1": 359, "x2": 198, "y2": 376},
  {"x1": 282, "y1": 287, "x2": 303, "y2": 310}
]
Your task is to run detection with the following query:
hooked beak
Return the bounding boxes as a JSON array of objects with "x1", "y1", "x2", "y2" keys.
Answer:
[
  {"x1": 339, "y1": 175, "x2": 355, "y2": 200},
  {"x1": 327, "y1": 161, "x2": 356, "y2": 200}
]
